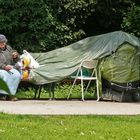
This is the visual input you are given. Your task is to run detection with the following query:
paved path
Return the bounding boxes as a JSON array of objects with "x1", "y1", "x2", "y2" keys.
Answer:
[{"x1": 0, "y1": 100, "x2": 140, "y2": 115}]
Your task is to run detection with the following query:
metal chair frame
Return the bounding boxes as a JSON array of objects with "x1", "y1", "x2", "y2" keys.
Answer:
[{"x1": 67, "y1": 60, "x2": 100, "y2": 101}]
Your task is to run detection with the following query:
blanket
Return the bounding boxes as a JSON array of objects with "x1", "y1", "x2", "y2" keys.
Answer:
[{"x1": 0, "y1": 68, "x2": 21, "y2": 95}]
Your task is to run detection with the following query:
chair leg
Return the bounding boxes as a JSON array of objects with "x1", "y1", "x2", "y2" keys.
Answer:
[
  {"x1": 34, "y1": 85, "x2": 42, "y2": 99},
  {"x1": 38, "y1": 85, "x2": 42, "y2": 99},
  {"x1": 96, "y1": 79, "x2": 100, "y2": 101},
  {"x1": 34, "y1": 86, "x2": 38, "y2": 99},
  {"x1": 51, "y1": 82, "x2": 56, "y2": 99},
  {"x1": 81, "y1": 79, "x2": 84, "y2": 101},
  {"x1": 67, "y1": 68, "x2": 81, "y2": 100},
  {"x1": 47, "y1": 83, "x2": 52, "y2": 99},
  {"x1": 48, "y1": 83, "x2": 55, "y2": 100},
  {"x1": 84, "y1": 80, "x2": 92, "y2": 94},
  {"x1": 67, "y1": 78, "x2": 77, "y2": 99}
]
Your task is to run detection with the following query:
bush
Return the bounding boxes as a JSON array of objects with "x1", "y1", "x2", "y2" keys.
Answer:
[{"x1": 17, "y1": 83, "x2": 96, "y2": 99}]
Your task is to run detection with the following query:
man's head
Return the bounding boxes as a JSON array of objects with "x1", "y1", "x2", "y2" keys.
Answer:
[
  {"x1": 0, "y1": 34, "x2": 7, "y2": 43},
  {"x1": 0, "y1": 34, "x2": 7, "y2": 49}
]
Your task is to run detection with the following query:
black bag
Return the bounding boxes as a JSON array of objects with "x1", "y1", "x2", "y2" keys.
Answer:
[{"x1": 102, "y1": 79, "x2": 140, "y2": 102}]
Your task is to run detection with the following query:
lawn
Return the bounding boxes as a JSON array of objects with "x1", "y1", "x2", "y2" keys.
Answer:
[
  {"x1": 2, "y1": 84, "x2": 139, "y2": 140},
  {"x1": 16, "y1": 83, "x2": 96, "y2": 100},
  {"x1": 0, "y1": 113, "x2": 140, "y2": 140}
]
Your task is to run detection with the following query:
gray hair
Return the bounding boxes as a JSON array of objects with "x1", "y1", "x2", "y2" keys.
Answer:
[{"x1": 0, "y1": 34, "x2": 7, "y2": 43}]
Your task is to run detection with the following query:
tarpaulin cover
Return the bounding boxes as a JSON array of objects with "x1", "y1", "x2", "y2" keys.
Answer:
[
  {"x1": 100, "y1": 43, "x2": 140, "y2": 83},
  {"x1": 29, "y1": 31, "x2": 140, "y2": 90}
]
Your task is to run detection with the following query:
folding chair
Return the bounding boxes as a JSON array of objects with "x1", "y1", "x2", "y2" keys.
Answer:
[{"x1": 67, "y1": 60, "x2": 100, "y2": 101}]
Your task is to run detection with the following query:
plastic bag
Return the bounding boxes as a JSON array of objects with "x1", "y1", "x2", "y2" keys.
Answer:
[{"x1": 20, "y1": 50, "x2": 39, "y2": 69}]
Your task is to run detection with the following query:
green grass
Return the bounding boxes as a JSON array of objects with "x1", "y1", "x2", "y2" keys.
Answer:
[
  {"x1": 16, "y1": 83, "x2": 96, "y2": 100},
  {"x1": 13, "y1": 84, "x2": 140, "y2": 140},
  {"x1": 0, "y1": 113, "x2": 140, "y2": 140}
]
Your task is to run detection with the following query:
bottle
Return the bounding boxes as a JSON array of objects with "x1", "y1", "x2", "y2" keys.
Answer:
[{"x1": 22, "y1": 70, "x2": 29, "y2": 79}]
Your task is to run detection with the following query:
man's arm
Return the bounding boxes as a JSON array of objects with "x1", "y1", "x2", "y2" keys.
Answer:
[{"x1": 0, "y1": 53, "x2": 7, "y2": 69}]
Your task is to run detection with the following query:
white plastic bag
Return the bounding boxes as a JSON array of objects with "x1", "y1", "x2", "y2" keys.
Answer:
[{"x1": 20, "y1": 50, "x2": 39, "y2": 68}]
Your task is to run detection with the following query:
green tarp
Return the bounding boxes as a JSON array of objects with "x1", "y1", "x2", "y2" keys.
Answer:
[
  {"x1": 100, "y1": 43, "x2": 140, "y2": 83},
  {"x1": 29, "y1": 31, "x2": 140, "y2": 95}
]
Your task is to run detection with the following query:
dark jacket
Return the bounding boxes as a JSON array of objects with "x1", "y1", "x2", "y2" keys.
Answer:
[{"x1": 0, "y1": 45, "x2": 14, "y2": 69}]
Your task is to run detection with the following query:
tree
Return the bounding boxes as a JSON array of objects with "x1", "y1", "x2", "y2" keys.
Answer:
[
  {"x1": 0, "y1": 0, "x2": 59, "y2": 52},
  {"x1": 0, "y1": 0, "x2": 137, "y2": 53},
  {"x1": 0, "y1": 0, "x2": 98, "y2": 52},
  {"x1": 121, "y1": 3, "x2": 140, "y2": 38},
  {"x1": 43, "y1": 0, "x2": 98, "y2": 47},
  {"x1": 83, "y1": 0, "x2": 132, "y2": 36}
]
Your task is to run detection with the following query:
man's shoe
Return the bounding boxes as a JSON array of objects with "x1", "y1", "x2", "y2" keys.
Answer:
[{"x1": 6, "y1": 95, "x2": 18, "y2": 101}]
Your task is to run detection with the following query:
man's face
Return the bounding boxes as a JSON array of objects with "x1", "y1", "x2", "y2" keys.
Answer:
[{"x1": 0, "y1": 42, "x2": 6, "y2": 49}]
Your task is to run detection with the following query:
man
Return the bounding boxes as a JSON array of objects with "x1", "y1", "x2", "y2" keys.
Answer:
[{"x1": 0, "y1": 34, "x2": 21, "y2": 101}]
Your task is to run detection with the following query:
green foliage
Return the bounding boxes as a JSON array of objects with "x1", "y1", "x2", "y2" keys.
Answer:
[
  {"x1": 0, "y1": 0, "x2": 139, "y2": 53},
  {"x1": 17, "y1": 87, "x2": 35, "y2": 98},
  {"x1": 0, "y1": 113, "x2": 140, "y2": 140},
  {"x1": 121, "y1": 3, "x2": 140, "y2": 37},
  {"x1": 0, "y1": 78, "x2": 10, "y2": 94},
  {"x1": 0, "y1": 0, "x2": 58, "y2": 53},
  {"x1": 84, "y1": 0, "x2": 132, "y2": 35},
  {"x1": 0, "y1": 0, "x2": 97, "y2": 53},
  {"x1": 54, "y1": 0, "x2": 97, "y2": 44},
  {"x1": 54, "y1": 83, "x2": 95, "y2": 99},
  {"x1": 17, "y1": 83, "x2": 96, "y2": 100}
]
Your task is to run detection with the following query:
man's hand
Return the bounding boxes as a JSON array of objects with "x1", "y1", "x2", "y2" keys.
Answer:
[{"x1": 4, "y1": 65, "x2": 13, "y2": 71}]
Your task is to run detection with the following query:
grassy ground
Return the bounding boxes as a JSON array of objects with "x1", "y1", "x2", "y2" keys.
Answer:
[
  {"x1": 1, "y1": 84, "x2": 140, "y2": 139},
  {"x1": 0, "y1": 113, "x2": 140, "y2": 140},
  {"x1": 16, "y1": 83, "x2": 96, "y2": 100}
]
